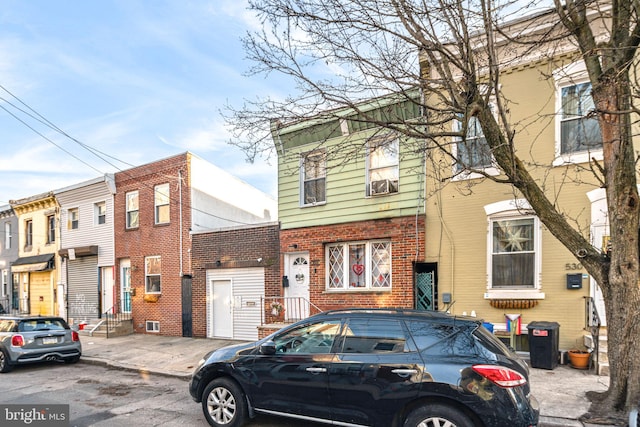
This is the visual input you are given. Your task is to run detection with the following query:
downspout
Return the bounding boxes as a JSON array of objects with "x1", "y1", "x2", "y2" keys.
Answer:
[{"x1": 179, "y1": 170, "x2": 183, "y2": 277}]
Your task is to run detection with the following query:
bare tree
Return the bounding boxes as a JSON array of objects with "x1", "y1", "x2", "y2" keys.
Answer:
[{"x1": 227, "y1": 0, "x2": 640, "y2": 420}]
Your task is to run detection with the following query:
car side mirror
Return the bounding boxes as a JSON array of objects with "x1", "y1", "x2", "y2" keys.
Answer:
[{"x1": 260, "y1": 340, "x2": 277, "y2": 355}]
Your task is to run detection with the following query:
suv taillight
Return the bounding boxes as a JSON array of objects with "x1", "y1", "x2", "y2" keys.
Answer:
[
  {"x1": 472, "y1": 364, "x2": 527, "y2": 388},
  {"x1": 71, "y1": 330, "x2": 80, "y2": 342},
  {"x1": 11, "y1": 334, "x2": 25, "y2": 347}
]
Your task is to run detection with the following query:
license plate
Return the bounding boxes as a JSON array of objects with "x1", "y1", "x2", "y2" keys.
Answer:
[{"x1": 42, "y1": 337, "x2": 58, "y2": 345}]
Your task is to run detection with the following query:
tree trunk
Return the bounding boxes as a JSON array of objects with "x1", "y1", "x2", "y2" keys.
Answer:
[{"x1": 587, "y1": 75, "x2": 640, "y2": 417}]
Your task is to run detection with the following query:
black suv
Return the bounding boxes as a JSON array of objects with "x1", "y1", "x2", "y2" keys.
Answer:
[{"x1": 189, "y1": 308, "x2": 539, "y2": 427}]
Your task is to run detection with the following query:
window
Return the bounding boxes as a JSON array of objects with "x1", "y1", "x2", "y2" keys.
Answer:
[
  {"x1": 154, "y1": 183, "x2": 170, "y2": 224},
  {"x1": 560, "y1": 82, "x2": 601, "y2": 154},
  {"x1": 126, "y1": 191, "x2": 139, "y2": 229},
  {"x1": 68, "y1": 209, "x2": 79, "y2": 230},
  {"x1": 146, "y1": 321, "x2": 160, "y2": 333},
  {"x1": 553, "y1": 61, "x2": 603, "y2": 165},
  {"x1": 94, "y1": 202, "x2": 106, "y2": 225},
  {"x1": 145, "y1": 256, "x2": 161, "y2": 293},
  {"x1": 24, "y1": 220, "x2": 32, "y2": 248},
  {"x1": 366, "y1": 135, "x2": 399, "y2": 196},
  {"x1": 327, "y1": 241, "x2": 391, "y2": 290},
  {"x1": 4, "y1": 222, "x2": 11, "y2": 249},
  {"x1": 455, "y1": 115, "x2": 493, "y2": 172},
  {"x1": 274, "y1": 319, "x2": 341, "y2": 354},
  {"x1": 46, "y1": 215, "x2": 55, "y2": 243},
  {"x1": 301, "y1": 151, "x2": 326, "y2": 205},
  {"x1": 338, "y1": 318, "x2": 409, "y2": 354},
  {"x1": 491, "y1": 218, "x2": 536, "y2": 288}
]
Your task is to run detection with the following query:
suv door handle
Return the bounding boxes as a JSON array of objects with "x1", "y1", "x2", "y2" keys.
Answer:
[
  {"x1": 391, "y1": 368, "x2": 418, "y2": 377},
  {"x1": 306, "y1": 367, "x2": 327, "y2": 373}
]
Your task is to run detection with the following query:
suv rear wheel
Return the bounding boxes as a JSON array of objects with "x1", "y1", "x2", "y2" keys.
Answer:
[
  {"x1": 0, "y1": 349, "x2": 13, "y2": 373},
  {"x1": 201, "y1": 378, "x2": 247, "y2": 427},
  {"x1": 404, "y1": 403, "x2": 476, "y2": 427}
]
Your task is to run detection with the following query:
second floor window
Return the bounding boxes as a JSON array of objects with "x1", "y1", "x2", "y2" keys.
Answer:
[
  {"x1": 4, "y1": 222, "x2": 11, "y2": 249},
  {"x1": 327, "y1": 241, "x2": 391, "y2": 290},
  {"x1": 367, "y1": 135, "x2": 399, "y2": 196},
  {"x1": 25, "y1": 220, "x2": 33, "y2": 248},
  {"x1": 95, "y1": 202, "x2": 106, "y2": 225},
  {"x1": 301, "y1": 151, "x2": 326, "y2": 205},
  {"x1": 154, "y1": 183, "x2": 170, "y2": 224},
  {"x1": 456, "y1": 115, "x2": 493, "y2": 172},
  {"x1": 560, "y1": 81, "x2": 602, "y2": 155},
  {"x1": 126, "y1": 191, "x2": 139, "y2": 229},
  {"x1": 47, "y1": 215, "x2": 55, "y2": 243},
  {"x1": 145, "y1": 256, "x2": 161, "y2": 293},
  {"x1": 68, "y1": 208, "x2": 79, "y2": 230}
]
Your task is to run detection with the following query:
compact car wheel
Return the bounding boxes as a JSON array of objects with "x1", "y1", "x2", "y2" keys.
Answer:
[
  {"x1": 201, "y1": 378, "x2": 247, "y2": 427},
  {"x1": 404, "y1": 403, "x2": 476, "y2": 427},
  {"x1": 0, "y1": 349, "x2": 13, "y2": 373}
]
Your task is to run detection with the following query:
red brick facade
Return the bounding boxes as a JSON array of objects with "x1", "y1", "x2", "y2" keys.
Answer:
[
  {"x1": 114, "y1": 153, "x2": 192, "y2": 336},
  {"x1": 191, "y1": 223, "x2": 281, "y2": 338},
  {"x1": 280, "y1": 215, "x2": 426, "y2": 311}
]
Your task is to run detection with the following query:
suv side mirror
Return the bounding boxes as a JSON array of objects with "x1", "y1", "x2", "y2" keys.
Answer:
[{"x1": 260, "y1": 340, "x2": 277, "y2": 355}]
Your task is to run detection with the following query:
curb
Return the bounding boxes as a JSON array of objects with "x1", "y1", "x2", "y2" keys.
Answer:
[
  {"x1": 79, "y1": 356, "x2": 192, "y2": 381},
  {"x1": 539, "y1": 416, "x2": 583, "y2": 427}
]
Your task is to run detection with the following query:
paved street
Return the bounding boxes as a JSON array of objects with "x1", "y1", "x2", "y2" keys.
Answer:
[{"x1": 0, "y1": 362, "x2": 319, "y2": 427}]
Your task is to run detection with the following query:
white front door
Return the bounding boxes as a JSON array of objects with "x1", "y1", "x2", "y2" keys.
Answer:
[
  {"x1": 102, "y1": 267, "x2": 114, "y2": 315},
  {"x1": 211, "y1": 279, "x2": 233, "y2": 338},
  {"x1": 285, "y1": 253, "x2": 310, "y2": 321},
  {"x1": 120, "y1": 259, "x2": 132, "y2": 313},
  {"x1": 590, "y1": 225, "x2": 608, "y2": 326}
]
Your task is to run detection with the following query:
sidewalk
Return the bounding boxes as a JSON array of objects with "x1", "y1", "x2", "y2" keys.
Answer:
[{"x1": 80, "y1": 334, "x2": 612, "y2": 427}]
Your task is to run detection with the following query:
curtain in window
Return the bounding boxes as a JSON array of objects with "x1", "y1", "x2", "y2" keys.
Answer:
[{"x1": 561, "y1": 82, "x2": 601, "y2": 154}]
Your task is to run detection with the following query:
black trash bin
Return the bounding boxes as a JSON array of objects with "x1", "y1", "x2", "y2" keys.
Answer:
[{"x1": 527, "y1": 321, "x2": 560, "y2": 370}]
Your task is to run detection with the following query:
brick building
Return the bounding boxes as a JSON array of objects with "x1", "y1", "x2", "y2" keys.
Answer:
[
  {"x1": 114, "y1": 152, "x2": 276, "y2": 337},
  {"x1": 191, "y1": 222, "x2": 280, "y2": 340}
]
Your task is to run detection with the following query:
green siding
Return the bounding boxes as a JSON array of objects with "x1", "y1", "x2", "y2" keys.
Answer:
[{"x1": 278, "y1": 129, "x2": 425, "y2": 230}]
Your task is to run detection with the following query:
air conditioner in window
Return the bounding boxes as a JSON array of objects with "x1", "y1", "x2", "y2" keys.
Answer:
[{"x1": 370, "y1": 179, "x2": 398, "y2": 195}]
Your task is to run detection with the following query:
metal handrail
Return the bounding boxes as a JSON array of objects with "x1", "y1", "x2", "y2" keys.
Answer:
[
  {"x1": 102, "y1": 305, "x2": 132, "y2": 338},
  {"x1": 584, "y1": 296, "x2": 601, "y2": 371},
  {"x1": 261, "y1": 296, "x2": 323, "y2": 325}
]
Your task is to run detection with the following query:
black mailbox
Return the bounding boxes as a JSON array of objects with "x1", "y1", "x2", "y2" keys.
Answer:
[{"x1": 566, "y1": 273, "x2": 582, "y2": 289}]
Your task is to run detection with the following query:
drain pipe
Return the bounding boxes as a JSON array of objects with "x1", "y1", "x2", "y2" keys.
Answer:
[{"x1": 179, "y1": 170, "x2": 183, "y2": 277}]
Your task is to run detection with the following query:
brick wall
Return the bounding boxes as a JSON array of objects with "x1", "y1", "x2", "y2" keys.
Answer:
[
  {"x1": 191, "y1": 223, "x2": 281, "y2": 338},
  {"x1": 280, "y1": 215, "x2": 425, "y2": 311},
  {"x1": 114, "y1": 153, "x2": 192, "y2": 336}
]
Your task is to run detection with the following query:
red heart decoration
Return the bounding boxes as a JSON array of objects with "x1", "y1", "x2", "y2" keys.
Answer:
[{"x1": 352, "y1": 264, "x2": 364, "y2": 276}]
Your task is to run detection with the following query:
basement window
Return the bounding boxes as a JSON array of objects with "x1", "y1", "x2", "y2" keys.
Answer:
[{"x1": 146, "y1": 321, "x2": 160, "y2": 333}]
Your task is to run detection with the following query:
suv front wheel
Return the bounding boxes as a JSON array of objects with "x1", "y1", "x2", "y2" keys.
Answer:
[
  {"x1": 404, "y1": 403, "x2": 476, "y2": 427},
  {"x1": 201, "y1": 378, "x2": 248, "y2": 427}
]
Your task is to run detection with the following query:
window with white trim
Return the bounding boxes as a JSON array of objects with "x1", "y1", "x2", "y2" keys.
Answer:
[
  {"x1": 455, "y1": 115, "x2": 493, "y2": 172},
  {"x1": 490, "y1": 217, "x2": 537, "y2": 288},
  {"x1": 301, "y1": 150, "x2": 326, "y2": 205},
  {"x1": 366, "y1": 135, "x2": 399, "y2": 196},
  {"x1": 326, "y1": 241, "x2": 391, "y2": 290},
  {"x1": 4, "y1": 222, "x2": 11, "y2": 249},
  {"x1": 145, "y1": 256, "x2": 161, "y2": 294},
  {"x1": 94, "y1": 201, "x2": 106, "y2": 225},
  {"x1": 25, "y1": 219, "x2": 33, "y2": 248},
  {"x1": 46, "y1": 215, "x2": 55, "y2": 243},
  {"x1": 154, "y1": 183, "x2": 170, "y2": 224},
  {"x1": 146, "y1": 321, "x2": 160, "y2": 332},
  {"x1": 126, "y1": 191, "x2": 139, "y2": 229},
  {"x1": 553, "y1": 61, "x2": 602, "y2": 165},
  {"x1": 68, "y1": 208, "x2": 79, "y2": 230}
]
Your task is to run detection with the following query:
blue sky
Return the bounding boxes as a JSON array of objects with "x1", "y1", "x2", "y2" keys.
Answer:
[{"x1": 0, "y1": 0, "x2": 286, "y2": 204}]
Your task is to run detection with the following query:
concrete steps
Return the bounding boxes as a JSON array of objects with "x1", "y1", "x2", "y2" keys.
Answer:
[
  {"x1": 583, "y1": 327, "x2": 608, "y2": 376},
  {"x1": 77, "y1": 318, "x2": 133, "y2": 338}
]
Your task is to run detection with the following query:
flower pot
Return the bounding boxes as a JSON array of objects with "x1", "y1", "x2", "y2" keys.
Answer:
[{"x1": 568, "y1": 350, "x2": 590, "y2": 370}]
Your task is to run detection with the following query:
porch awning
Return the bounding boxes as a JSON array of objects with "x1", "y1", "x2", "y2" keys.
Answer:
[
  {"x1": 11, "y1": 254, "x2": 55, "y2": 273},
  {"x1": 58, "y1": 245, "x2": 98, "y2": 258}
]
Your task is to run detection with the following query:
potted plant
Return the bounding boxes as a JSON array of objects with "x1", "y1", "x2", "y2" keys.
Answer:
[{"x1": 568, "y1": 348, "x2": 591, "y2": 370}]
